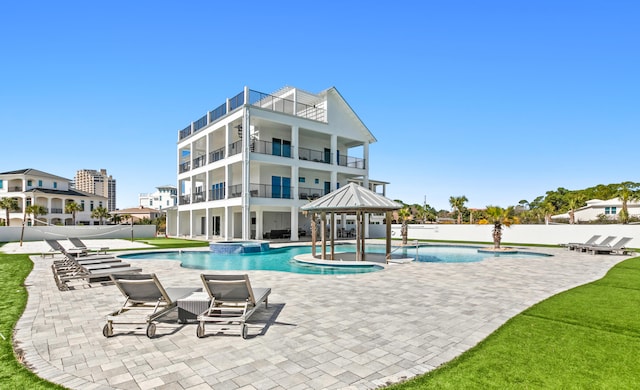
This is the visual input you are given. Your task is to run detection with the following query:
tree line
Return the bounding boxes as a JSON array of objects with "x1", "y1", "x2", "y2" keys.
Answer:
[{"x1": 393, "y1": 181, "x2": 640, "y2": 226}]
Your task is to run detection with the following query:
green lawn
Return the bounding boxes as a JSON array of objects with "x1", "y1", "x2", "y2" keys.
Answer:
[
  {"x1": 2, "y1": 242, "x2": 639, "y2": 389},
  {"x1": 386, "y1": 256, "x2": 640, "y2": 389}
]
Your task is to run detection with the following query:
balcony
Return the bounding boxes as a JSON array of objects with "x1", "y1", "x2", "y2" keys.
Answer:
[
  {"x1": 338, "y1": 154, "x2": 366, "y2": 169},
  {"x1": 51, "y1": 208, "x2": 63, "y2": 214},
  {"x1": 178, "y1": 88, "x2": 327, "y2": 141},
  {"x1": 192, "y1": 155, "x2": 206, "y2": 169},
  {"x1": 179, "y1": 161, "x2": 191, "y2": 173},
  {"x1": 251, "y1": 140, "x2": 293, "y2": 158},
  {"x1": 179, "y1": 195, "x2": 190, "y2": 205},
  {"x1": 298, "y1": 186, "x2": 326, "y2": 200},
  {"x1": 209, "y1": 147, "x2": 225, "y2": 163},
  {"x1": 299, "y1": 147, "x2": 330, "y2": 163}
]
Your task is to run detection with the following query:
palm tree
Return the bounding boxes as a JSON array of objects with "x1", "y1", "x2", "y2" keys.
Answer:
[
  {"x1": 616, "y1": 181, "x2": 640, "y2": 224},
  {"x1": 0, "y1": 197, "x2": 19, "y2": 226},
  {"x1": 397, "y1": 207, "x2": 412, "y2": 245},
  {"x1": 65, "y1": 202, "x2": 82, "y2": 225},
  {"x1": 25, "y1": 204, "x2": 48, "y2": 226},
  {"x1": 110, "y1": 213, "x2": 122, "y2": 224},
  {"x1": 91, "y1": 206, "x2": 110, "y2": 225},
  {"x1": 567, "y1": 194, "x2": 585, "y2": 224},
  {"x1": 449, "y1": 195, "x2": 469, "y2": 224},
  {"x1": 120, "y1": 213, "x2": 133, "y2": 225},
  {"x1": 484, "y1": 206, "x2": 515, "y2": 249}
]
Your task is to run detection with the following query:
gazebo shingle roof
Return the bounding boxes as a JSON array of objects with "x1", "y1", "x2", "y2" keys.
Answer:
[{"x1": 300, "y1": 182, "x2": 402, "y2": 213}]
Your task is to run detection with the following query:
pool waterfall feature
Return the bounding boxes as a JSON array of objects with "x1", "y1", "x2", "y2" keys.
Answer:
[{"x1": 209, "y1": 240, "x2": 270, "y2": 254}]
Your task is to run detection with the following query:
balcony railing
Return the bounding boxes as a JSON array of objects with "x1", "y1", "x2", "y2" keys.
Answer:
[
  {"x1": 251, "y1": 140, "x2": 293, "y2": 158},
  {"x1": 209, "y1": 103, "x2": 226, "y2": 123},
  {"x1": 193, "y1": 115, "x2": 207, "y2": 132},
  {"x1": 179, "y1": 125, "x2": 191, "y2": 140},
  {"x1": 299, "y1": 147, "x2": 331, "y2": 163},
  {"x1": 229, "y1": 140, "x2": 242, "y2": 156},
  {"x1": 298, "y1": 186, "x2": 326, "y2": 200},
  {"x1": 249, "y1": 90, "x2": 326, "y2": 122},
  {"x1": 209, "y1": 147, "x2": 225, "y2": 163},
  {"x1": 179, "y1": 161, "x2": 191, "y2": 173},
  {"x1": 249, "y1": 183, "x2": 293, "y2": 199},
  {"x1": 338, "y1": 154, "x2": 366, "y2": 169},
  {"x1": 209, "y1": 187, "x2": 226, "y2": 201},
  {"x1": 51, "y1": 208, "x2": 63, "y2": 214},
  {"x1": 192, "y1": 192, "x2": 206, "y2": 204},
  {"x1": 179, "y1": 88, "x2": 327, "y2": 141},
  {"x1": 192, "y1": 155, "x2": 206, "y2": 169},
  {"x1": 179, "y1": 195, "x2": 190, "y2": 205}
]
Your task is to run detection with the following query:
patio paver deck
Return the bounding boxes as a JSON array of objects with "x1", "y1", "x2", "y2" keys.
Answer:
[{"x1": 15, "y1": 245, "x2": 630, "y2": 389}]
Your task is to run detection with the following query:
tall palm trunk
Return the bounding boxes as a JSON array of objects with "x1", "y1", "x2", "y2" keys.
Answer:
[{"x1": 493, "y1": 223, "x2": 502, "y2": 249}]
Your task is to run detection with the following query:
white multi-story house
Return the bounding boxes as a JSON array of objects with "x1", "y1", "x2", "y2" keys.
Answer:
[
  {"x1": 0, "y1": 169, "x2": 109, "y2": 226},
  {"x1": 139, "y1": 185, "x2": 177, "y2": 210},
  {"x1": 168, "y1": 86, "x2": 388, "y2": 240},
  {"x1": 551, "y1": 197, "x2": 640, "y2": 222}
]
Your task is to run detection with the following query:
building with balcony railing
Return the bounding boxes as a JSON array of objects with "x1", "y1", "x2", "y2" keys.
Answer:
[
  {"x1": 0, "y1": 169, "x2": 108, "y2": 226},
  {"x1": 168, "y1": 86, "x2": 388, "y2": 240},
  {"x1": 139, "y1": 185, "x2": 177, "y2": 210}
]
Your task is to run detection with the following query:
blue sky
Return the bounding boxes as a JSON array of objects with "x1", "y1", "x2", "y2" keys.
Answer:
[{"x1": 1, "y1": 1, "x2": 638, "y2": 210}]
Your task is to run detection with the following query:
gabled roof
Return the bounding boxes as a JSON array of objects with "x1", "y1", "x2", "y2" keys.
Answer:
[
  {"x1": 0, "y1": 168, "x2": 70, "y2": 182},
  {"x1": 321, "y1": 87, "x2": 377, "y2": 144},
  {"x1": 24, "y1": 188, "x2": 106, "y2": 199},
  {"x1": 301, "y1": 183, "x2": 402, "y2": 213}
]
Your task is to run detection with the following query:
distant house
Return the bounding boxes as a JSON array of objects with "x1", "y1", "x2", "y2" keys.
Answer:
[
  {"x1": 0, "y1": 168, "x2": 108, "y2": 226},
  {"x1": 111, "y1": 206, "x2": 163, "y2": 223},
  {"x1": 551, "y1": 198, "x2": 640, "y2": 222},
  {"x1": 139, "y1": 185, "x2": 177, "y2": 210}
]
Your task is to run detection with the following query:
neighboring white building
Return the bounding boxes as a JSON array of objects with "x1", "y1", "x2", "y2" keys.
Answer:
[
  {"x1": 139, "y1": 185, "x2": 177, "y2": 210},
  {"x1": 551, "y1": 197, "x2": 640, "y2": 222},
  {"x1": 0, "y1": 168, "x2": 109, "y2": 226},
  {"x1": 168, "y1": 86, "x2": 388, "y2": 240},
  {"x1": 74, "y1": 169, "x2": 117, "y2": 211}
]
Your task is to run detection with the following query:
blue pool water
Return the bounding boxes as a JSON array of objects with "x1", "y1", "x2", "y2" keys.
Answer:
[{"x1": 119, "y1": 244, "x2": 550, "y2": 274}]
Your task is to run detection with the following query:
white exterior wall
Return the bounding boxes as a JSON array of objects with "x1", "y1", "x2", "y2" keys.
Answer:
[{"x1": 369, "y1": 224, "x2": 640, "y2": 248}]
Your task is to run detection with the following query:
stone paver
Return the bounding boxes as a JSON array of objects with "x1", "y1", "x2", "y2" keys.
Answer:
[{"x1": 14, "y1": 243, "x2": 631, "y2": 389}]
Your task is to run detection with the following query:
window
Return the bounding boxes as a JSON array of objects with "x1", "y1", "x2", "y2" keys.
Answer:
[
  {"x1": 605, "y1": 207, "x2": 617, "y2": 215},
  {"x1": 90, "y1": 201, "x2": 94, "y2": 211},
  {"x1": 38, "y1": 180, "x2": 42, "y2": 187},
  {"x1": 80, "y1": 200, "x2": 85, "y2": 211},
  {"x1": 53, "y1": 181, "x2": 57, "y2": 189},
  {"x1": 150, "y1": 200, "x2": 153, "y2": 206},
  {"x1": 27, "y1": 180, "x2": 32, "y2": 187},
  {"x1": 0, "y1": 180, "x2": 3, "y2": 189},
  {"x1": 314, "y1": 178, "x2": 319, "y2": 184},
  {"x1": 299, "y1": 177, "x2": 305, "y2": 183}
]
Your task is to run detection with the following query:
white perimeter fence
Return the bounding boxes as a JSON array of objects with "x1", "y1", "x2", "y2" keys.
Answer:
[
  {"x1": 369, "y1": 224, "x2": 640, "y2": 248},
  {"x1": 0, "y1": 225, "x2": 157, "y2": 242}
]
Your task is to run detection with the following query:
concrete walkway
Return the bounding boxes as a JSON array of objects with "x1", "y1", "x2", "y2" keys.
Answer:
[{"x1": 14, "y1": 245, "x2": 630, "y2": 389}]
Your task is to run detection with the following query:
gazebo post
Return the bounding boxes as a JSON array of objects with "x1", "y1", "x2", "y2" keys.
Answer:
[
  {"x1": 385, "y1": 211, "x2": 392, "y2": 263},
  {"x1": 330, "y1": 212, "x2": 335, "y2": 260},
  {"x1": 311, "y1": 212, "x2": 317, "y2": 258},
  {"x1": 355, "y1": 211, "x2": 361, "y2": 261},
  {"x1": 360, "y1": 211, "x2": 366, "y2": 262},
  {"x1": 321, "y1": 212, "x2": 327, "y2": 260}
]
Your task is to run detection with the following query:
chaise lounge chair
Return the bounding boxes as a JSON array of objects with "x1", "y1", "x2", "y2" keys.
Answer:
[
  {"x1": 585, "y1": 237, "x2": 633, "y2": 255},
  {"x1": 565, "y1": 235, "x2": 601, "y2": 251},
  {"x1": 103, "y1": 273, "x2": 201, "y2": 338},
  {"x1": 576, "y1": 235, "x2": 617, "y2": 252},
  {"x1": 196, "y1": 274, "x2": 271, "y2": 339},
  {"x1": 69, "y1": 237, "x2": 110, "y2": 255}
]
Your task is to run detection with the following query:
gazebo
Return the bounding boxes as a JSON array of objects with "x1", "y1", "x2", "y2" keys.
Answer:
[{"x1": 300, "y1": 182, "x2": 403, "y2": 262}]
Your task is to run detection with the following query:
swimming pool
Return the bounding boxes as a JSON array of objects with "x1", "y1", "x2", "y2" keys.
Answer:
[
  {"x1": 118, "y1": 244, "x2": 550, "y2": 274},
  {"x1": 119, "y1": 245, "x2": 383, "y2": 275}
]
